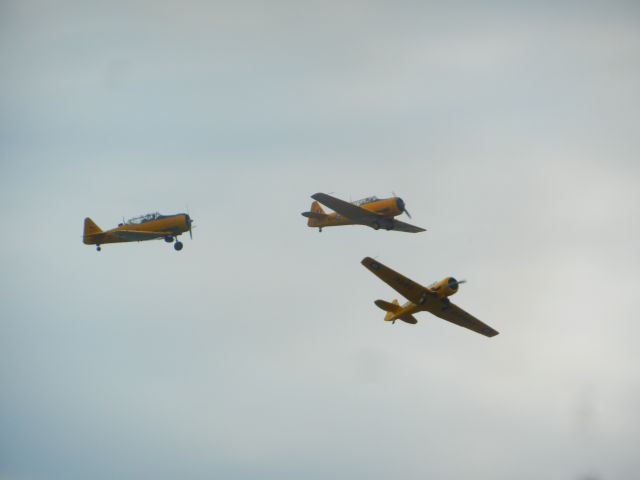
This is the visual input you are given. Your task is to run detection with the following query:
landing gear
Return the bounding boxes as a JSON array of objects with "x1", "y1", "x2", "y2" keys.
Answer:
[
  {"x1": 319, "y1": 227, "x2": 323, "y2": 233},
  {"x1": 174, "y1": 241, "x2": 183, "y2": 251},
  {"x1": 96, "y1": 245, "x2": 101, "y2": 252},
  {"x1": 440, "y1": 298, "x2": 451, "y2": 311},
  {"x1": 372, "y1": 221, "x2": 380, "y2": 230},
  {"x1": 164, "y1": 236, "x2": 174, "y2": 243}
]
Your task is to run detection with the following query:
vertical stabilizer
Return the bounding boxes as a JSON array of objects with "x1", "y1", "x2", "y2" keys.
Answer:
[
  {"x1": 384, "y1": 299, "x2": 400, "y2": 321},
  {"x1": 83, "y1": 217, "x2": 102, "y2": 243},
  {"x1": 302, "y1": 201, "x2": 327, "y2": 227}
]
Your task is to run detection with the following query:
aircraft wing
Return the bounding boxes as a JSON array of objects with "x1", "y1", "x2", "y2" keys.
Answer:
[
  {"x1": 110, "y1": 230, "x2": 172, "y2": 241},
  {"x1": 390, "y1": 218, "x2": 426, "y2": 233},
  {"x1": 361, "y1": 256, "x2": 430, "y2": 305},
  {"x1": 311, "y1": 193, "x2": 380, "y2": 223},
  {"x1": 426, "y1": 301, "x2": 499, "y2": 338}
]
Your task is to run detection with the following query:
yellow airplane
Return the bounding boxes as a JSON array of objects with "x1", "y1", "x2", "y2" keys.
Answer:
[
  {"x1": 302, "y1": 192, "x2": 426, "y2": 233},
  {"x1": 361, "y1": 257, "x2": 499, "y2": 337},
  {"x1": 83, "y1": 212, "x2": 194, "y2": 252}
]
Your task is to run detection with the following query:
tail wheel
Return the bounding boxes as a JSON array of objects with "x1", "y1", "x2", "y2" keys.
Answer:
[
  {"x1": 96, "y1": 245, "x2": 101, "y2": 252},
  {"x1": 372, "y1": 221, "x2": 380, "y2": 230}
]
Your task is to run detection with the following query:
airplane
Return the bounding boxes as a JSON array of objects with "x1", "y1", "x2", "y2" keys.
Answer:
[
  {"x1": 361, "y1": 256, "x2": 499, "y2": 337},
  {"x1": 83, "y1": 212, "x2": 194, "y2": 251},
  {"x1": 302, "y1": 192, "x2": 426, "y2": 233}
]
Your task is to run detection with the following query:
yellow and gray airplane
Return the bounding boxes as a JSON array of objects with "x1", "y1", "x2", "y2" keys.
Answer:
[
  {"x1": 361, "y1": 257, "x2": 498, "y2": 337},
  {"x1": 83, "y1": 212, "x2": 193, "y2": 252},
  {"x1": 302, "y1": 192, "x2": 426, "y2": 233}
]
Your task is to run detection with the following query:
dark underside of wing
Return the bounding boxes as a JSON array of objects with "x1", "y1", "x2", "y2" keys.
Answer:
[
  {"x1": 311, "y1": 193, "x2": 377, "y2": 223},
  {"x1": 427, "y1": 300, "x2": 499, "y2": 337},
  {"x1": 361, "y1": 256, "x2": 429, "y2": 305},
  {"x1": 110, "y1": 230, "x2": 172, "y2": 241},
  {"x1": 391, "y1": 218, "x2": 426, "y2": 233}
]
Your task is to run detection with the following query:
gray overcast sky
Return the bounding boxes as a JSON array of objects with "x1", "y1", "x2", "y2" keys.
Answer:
[{"x1": 2, "y1": 1, "x2": 640, "y2": 479}]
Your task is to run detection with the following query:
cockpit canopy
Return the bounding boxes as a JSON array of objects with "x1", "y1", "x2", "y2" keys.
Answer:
[
  {"x1": 351, "y1": 196, "x2": 380, "y2": 206},
  {"x1": 126, "y1": 212, "x2": 162, "y2": 224}
]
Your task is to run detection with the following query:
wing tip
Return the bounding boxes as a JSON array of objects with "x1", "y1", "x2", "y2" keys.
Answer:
[{"x1": 361, "y1": 256, "x2": 375, "y2": 266}]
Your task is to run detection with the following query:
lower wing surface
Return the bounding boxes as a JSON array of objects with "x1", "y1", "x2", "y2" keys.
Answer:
[
  {"x1": 361, "y1": 257, "x2": 429, "y2": 305},
  {"x1": 427, "y1": 301, "x2": 499, "y2": 337},
  {"x1": 110, "y1": 230, "x2": 172, "y2": 241}
]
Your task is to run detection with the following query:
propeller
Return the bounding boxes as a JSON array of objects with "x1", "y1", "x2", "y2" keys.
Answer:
[
  {"x1": 393, "y1": 192, "x2": 412, "y2": 219},
  {"x1": 185, "y1": 207, "x2": 194, "y2": 240},
  {"x1": 448, "y1": 278, "x2": 467, "y2": 289}
]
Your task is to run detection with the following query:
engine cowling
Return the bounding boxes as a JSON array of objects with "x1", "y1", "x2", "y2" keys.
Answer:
[{"x1": 429, "y1": 277, "x2": 462, "y2": 298}]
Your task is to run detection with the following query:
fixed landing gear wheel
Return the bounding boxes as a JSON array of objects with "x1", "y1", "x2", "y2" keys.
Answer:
[
  {"x1": 174, "y1": 241, "x2": 183, "y2": 251},
  {"x1": 372, "y1": 222, "x2": 380, "y2": 230},
  {"x1": 96, "y1": 245, "x2": 101, "y2": 252},
  {"x1": 164, "y1": 236, "x2": 174, "y2": 243}
]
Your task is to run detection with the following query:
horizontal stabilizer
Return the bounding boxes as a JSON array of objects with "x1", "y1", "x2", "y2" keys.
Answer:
[
  {"x1": 301, "y1": 211, "x2": 327, "y2": 219},
  {"x1": 375, "y1": 299, "x2": 401, "y2": 313},
  {"x1": 375, "y1": 299, "x2": 401, "y2": 322},
  {"x1": 399, "y1": 315, "x2": 418, "y2": 324},
  {"x1": 375, "y1": 299, "x2": 417, "y2": 324},
  {"x1": 304, "y1": 200, "x2": 327, "y2": 228}
]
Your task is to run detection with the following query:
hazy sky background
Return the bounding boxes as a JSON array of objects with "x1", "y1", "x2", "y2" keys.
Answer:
[{"x1": 2, "y1": 1, "x2": 640, "y2": 479}]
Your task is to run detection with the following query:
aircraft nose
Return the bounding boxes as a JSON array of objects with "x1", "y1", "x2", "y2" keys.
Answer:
[{"x1": 396, "y1": 197, "x2": 405, "y2": 211}]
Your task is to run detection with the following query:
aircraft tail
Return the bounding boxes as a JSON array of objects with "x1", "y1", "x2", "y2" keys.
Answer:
[
  {"x1": 301, "y1": 201, "x2": 327, "y2": 227},
  {"x1": 375, "y1": 299, "x2": 401, "y2": 321},
  {"x1": 374, "y1": 299, "x2": 417, "y2": 324},
  {"x1": 83, "y1": 217, "x2": 102, "y2": 243}
]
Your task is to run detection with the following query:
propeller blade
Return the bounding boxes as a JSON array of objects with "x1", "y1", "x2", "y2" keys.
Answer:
[
  {"x1": 404, "y1": 208, "x2": 412, "y2": 219},
  {"x1": 185, "y1": 213, "x2": 193, "y2": 240}
]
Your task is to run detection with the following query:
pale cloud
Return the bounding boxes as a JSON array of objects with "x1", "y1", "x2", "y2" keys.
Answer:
[{"x1": 1, "y1": 1, "x2": 640, "y2": 479}]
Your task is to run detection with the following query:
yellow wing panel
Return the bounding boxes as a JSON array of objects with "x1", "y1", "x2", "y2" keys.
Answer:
[{"x1": 361, "y1": 257, "x2": 431, "y2": 305}]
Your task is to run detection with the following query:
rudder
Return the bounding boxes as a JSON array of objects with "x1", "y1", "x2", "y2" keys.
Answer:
[{"x1": 83, "y1": 217, "x2": 102, "y2": 243}]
